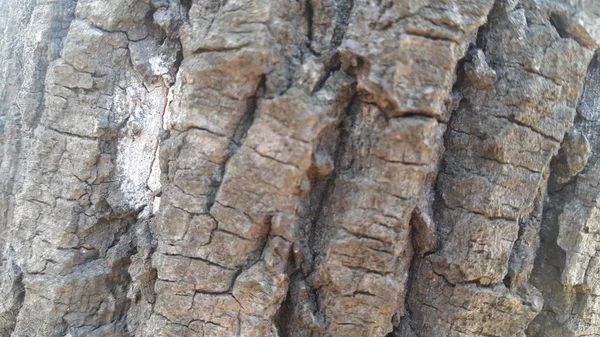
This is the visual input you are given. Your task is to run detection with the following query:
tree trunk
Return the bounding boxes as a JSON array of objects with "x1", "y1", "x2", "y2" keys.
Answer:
[{"x1": 1, "y1": 0, "x2": 599, "y2": 336}]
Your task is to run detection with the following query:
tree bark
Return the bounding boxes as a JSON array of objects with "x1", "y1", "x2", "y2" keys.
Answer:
[{"x1": 1, "y1": 0, "x2": 599, "y2": 336}]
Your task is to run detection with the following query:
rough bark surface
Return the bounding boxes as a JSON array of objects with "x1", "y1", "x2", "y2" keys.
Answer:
[{"x1": 1, "y1": 0, "x2": 599, "y2": 336}]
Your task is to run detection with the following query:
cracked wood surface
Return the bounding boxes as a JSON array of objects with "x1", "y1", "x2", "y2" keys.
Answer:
[{"x1": 1, "y1": 0, "x2": 600, "y2": 337}]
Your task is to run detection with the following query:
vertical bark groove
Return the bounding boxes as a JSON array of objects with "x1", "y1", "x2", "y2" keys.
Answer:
[{"x1": 1, "y1": 0, "x2": 600, "y2": 336}]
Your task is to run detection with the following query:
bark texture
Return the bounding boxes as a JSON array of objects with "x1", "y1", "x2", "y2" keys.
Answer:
[{"x1": 1, "y1": 0, "x2": 600, "y2": 336}]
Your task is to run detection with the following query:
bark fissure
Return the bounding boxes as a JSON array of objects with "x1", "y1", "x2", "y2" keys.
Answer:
[
  {"x1": 2, "y1": 0, "x2": 599, "y2": 336},
  {"x1": 527, "y1": 52, "x2": 600, "y2": 337},
  {"x1": 206, "y1": 75, "x2": 266, "y2": 212}
]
